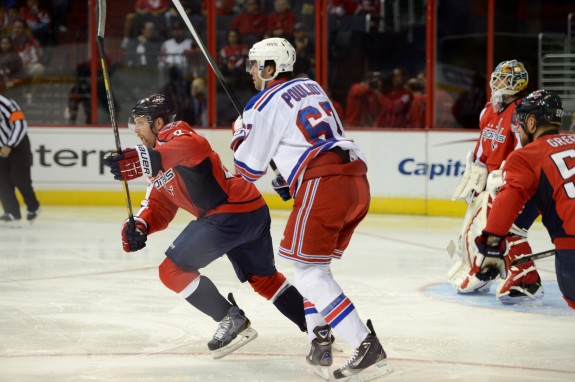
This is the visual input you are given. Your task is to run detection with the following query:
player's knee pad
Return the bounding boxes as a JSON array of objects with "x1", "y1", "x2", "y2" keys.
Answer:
[
  {"x1": 248, "y1": 272, "x2": 288, "y2": 300},
  {"x1": 158, "y1": 257, "x2": 200, "y2": 297}
]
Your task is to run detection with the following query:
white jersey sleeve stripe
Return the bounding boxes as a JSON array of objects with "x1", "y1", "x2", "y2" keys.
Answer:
[{"x1": 234, "y1": 158, "x2": 266, "y2": 182}]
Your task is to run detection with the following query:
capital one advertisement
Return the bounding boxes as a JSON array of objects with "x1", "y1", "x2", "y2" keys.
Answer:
[{"x1": 27, "y1": 127, "x2": 478, "y2": 200}]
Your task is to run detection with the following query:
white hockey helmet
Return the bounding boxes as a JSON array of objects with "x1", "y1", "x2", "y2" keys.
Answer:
[
  {"x1": 247, "y1": 37, "x2": 296, "y2": 76},
  {"x1": 489, "y1": 59, "x2": 528, "y2": 96}
]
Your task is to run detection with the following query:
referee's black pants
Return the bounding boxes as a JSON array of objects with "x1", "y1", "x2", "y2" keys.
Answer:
[{"x1": 0, "y1": 135, "x2": 40, "y2": 219}]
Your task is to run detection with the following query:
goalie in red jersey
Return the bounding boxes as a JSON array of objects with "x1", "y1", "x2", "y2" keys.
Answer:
[
  {"x1": 475, "y1": 90, "x2": 575, "y2": 309},
  {"x1": 103, "y1": 94, "x2": 306, "y2": 359},
  {"x1": 448, "y1": 60, "x2": 543, "y2": 304}
]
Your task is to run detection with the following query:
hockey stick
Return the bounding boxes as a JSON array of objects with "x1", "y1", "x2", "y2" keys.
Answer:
[
  {"x1": 169, "y1": 0, "x2": 280, "y2": 173},
  {"x1": 96, "y1": 0, "x2": 136, "y2": 227},
  {"x1": 510, "y1": 249, "x2": 556, "y2": 266}
]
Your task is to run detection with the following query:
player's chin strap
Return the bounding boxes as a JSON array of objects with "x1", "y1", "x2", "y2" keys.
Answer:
[{"x1": 258, "y1": 69, "x2": 279, "y2": 91}]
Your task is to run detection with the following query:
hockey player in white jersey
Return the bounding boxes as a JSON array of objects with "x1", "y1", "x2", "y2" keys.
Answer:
[{"x1": 230, "y1": 37, "x2": 390, "y2": 381}]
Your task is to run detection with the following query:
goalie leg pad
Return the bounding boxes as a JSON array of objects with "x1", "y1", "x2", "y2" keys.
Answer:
[{"x1": 447, "y1": 191, "x2": 498, "y2": 293}]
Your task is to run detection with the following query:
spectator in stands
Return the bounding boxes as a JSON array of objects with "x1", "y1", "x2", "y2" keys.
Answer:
[
  {"x1": 161, "y1": 66, "x2": 194, "y2": 125},
  {"x1": 229, "y1": 0, "x2": 267, "y2": 47},
  {"x1": 158, "y1": 20, "x2": 193, "y2": 74},
  {"x1": 124, "y1": 21, "x2": 162, "y2": 68},
  {"x1": 452, "y1": 71, "x2": 486, "y2": 129},
  {"x1": 328, "y1": 0, "x2": 357, "y2": 17},
  {"x1": 1, "y1": 6, "x2": 20, "y2": 37},
  {"x1": 189, "y1": 76, "x2": 207, "y2": 126},
  {"x1": 202, "y1": 0, "x2": 235, "y2": 16},
  {"x1": 406, "y1": 77, "x2": 425, "y2": 129},
  {"x1": 10, "y1": 19, "x2": 44, "y2": 79},
  {"x1": 292, "y1": 22, "x2": 314, "y2": 78},
  {"x1": 51, "y1": 0, "x2": 70, "y2": 33},
  {"x1": 374, "y1": 67, "x2": 413, "y2": 128},
  {"x1": 267, "y1": 0, "x2": 296, "y2": 40},
  {"x1": 19, "y1": 0, "x2": 51, "y2": 46},
  {"x1": 345, "y1": 71, "x2": 380, "y2": 127},
  {"x1": 123, "y1": 0, "x2": 169, "y2": 49},
  {"x1": 0, "y1": 36, "x2": 23, "y2": 86},
  {"x1": 165, "y1": 0, "x2": 198, "y2": 30},
  {"x1": 219, "y1": 29, "x2": 248, "y2": 88}
]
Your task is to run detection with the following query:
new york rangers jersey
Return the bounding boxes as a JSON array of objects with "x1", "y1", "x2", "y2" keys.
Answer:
[
  {"x1": 234, "y1": 78, "x2": 367, "y2": 196},
  {"x1": 485, "y1": 132, "x2": 575, "y2": 249},
  {"x1": 474, "y1": 99, "x2": 523, "y2": 172}
]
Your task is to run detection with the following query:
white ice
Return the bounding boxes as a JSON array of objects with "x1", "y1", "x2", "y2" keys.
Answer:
[{"x1": 1, "y1": 207, "x2": 574, "y2": 382}]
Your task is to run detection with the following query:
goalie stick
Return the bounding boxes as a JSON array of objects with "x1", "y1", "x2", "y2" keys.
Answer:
[
  {"x1": 96, "y1": 0, "x2": 136, "y2": 227},
  {"x1": 169, "y1": 0, "x2": 280, "y2": 174},
  {"x1": 510, "y1": 249, "x2": 555, "y2": 266}
]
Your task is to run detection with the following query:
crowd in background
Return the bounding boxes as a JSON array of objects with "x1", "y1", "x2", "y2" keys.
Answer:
[
  {"x1": 0, "y1": 0, "x2": 70, "y2": 87},
  {"x1": 1, "y1": 0, "x2": 569, "y2": 129}
]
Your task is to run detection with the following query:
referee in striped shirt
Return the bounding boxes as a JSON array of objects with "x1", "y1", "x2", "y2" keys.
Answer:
[{"x1": 0, "y1": 94, "x2": 40, "y2": 224}]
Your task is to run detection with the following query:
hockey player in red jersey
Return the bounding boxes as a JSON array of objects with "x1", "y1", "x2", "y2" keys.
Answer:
[
  {"x1": 475, "y1": 90, "x2": 575, "y2": 309},
  {"x1": 103, "y1": 94, "x2": 306, "y2": 359},
  {"x1": 231, "y1": 38, "x2": 389, "y2": 381},
  {"x1": 448, "y1": 60, "x2": 543, "y2": 304}
]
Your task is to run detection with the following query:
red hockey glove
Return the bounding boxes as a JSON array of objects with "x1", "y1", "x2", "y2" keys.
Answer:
[
  {"x1": 475, "y1": 232, "x2": 507, "y2": 280},
  {"x1": 103, "y1": 145, "x2": 154, "y2": 181},
  {"x1": 121, "y1": 217, "x2": 148, "y2": 252}
]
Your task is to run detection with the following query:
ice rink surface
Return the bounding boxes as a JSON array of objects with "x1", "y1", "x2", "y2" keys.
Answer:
[{"x1": 1, "y1": 206, "x2": 574, "y2": 382}]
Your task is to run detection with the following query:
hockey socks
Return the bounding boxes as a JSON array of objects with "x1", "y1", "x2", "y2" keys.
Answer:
[
  {"x1": 185, "y1": 275, "x2": 232, "y2": 322},
  {"x1": 273, "y1": 284, "x2": 307, "y2": 332}
]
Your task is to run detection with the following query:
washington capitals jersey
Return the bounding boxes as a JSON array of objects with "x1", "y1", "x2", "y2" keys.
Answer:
[
  {"x1": 474, "y1": 100, "x2": 522, "y2": 172},
  {"x1": 485, "y1": 132, "x2": 575, "y2": 248},
  {"x1": 234, "y1": 78, "x2": 367, "y2": 196},
  {"x1": 137, "y1": 121, "x2": 265, "y2": 233}
]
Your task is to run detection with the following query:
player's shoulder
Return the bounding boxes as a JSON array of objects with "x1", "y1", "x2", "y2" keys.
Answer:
[{"x1": 245, "y1": 78, "x2": 313, "y2": 112}]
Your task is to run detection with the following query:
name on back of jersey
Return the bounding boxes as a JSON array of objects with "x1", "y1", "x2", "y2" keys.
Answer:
[{"x1": 280, "y1": 83, "x2": 323, "y2": 108}]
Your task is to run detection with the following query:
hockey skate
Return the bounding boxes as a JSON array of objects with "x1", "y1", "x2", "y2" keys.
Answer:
[
  {"x1": 0, "y1": 213, "x2": 21, "y2": 228},
  {"x1": 207, "y1": 293, "x2": 258, "y2": 359},
  {"x1": 307, "y1": 325, "x2": 333, "y2": 380},
  {"x1": 333, "y1": 320, "x2": 391, "y2": 382},
  {"x1": 27, "y1": 208, "x2": 40, "y2": 223}
]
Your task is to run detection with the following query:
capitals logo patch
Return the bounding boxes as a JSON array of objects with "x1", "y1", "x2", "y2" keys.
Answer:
[{"x1": 153, "y1": 168, "x2": 175, "y2": 195}]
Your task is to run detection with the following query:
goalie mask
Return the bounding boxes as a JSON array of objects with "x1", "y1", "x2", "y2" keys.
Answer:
[
  {"x1": 128, "y1": 94, "x2": 176, "y2": 132},
  {"x1": 513, "y1": 89, "x2": 563, "y2": 130},
  {"x1": 247, "y1": 38, "x2": 296, "y2": 89},
  {"x1": 489, "y1": 60, "x2": 528, "y2": 111}
]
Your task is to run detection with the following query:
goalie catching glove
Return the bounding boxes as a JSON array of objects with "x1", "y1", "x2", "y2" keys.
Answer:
[
  {"x1": 474, "y1": 232, "x2": 508, "y2": 280},
  {"x1": 122, "y1": 217, "x2": 148, "y2": 252},
  {"x1": 103, "y1": 145, "x2": 159, "y2": 181}
]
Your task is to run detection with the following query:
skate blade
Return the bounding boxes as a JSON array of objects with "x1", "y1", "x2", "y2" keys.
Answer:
[
  {"x1": 212, "y1": 327, "x2": 258, "y2": 360},
  {"x1": 337, "y1": 360, "x2": 392, "y2": 382},
  {"x1": 311, "y1": 365, "x2": 330, "y2": 380}
]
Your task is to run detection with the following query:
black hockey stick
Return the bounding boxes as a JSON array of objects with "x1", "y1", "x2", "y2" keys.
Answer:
[
  {"x1": 96, "y1": 0, "x2": 136, "y2": 227},
  {"x1": 510, "y1": 249, "x2": 556, "y2": 266},
  {"x1": 170, "y1": 0, "x2": 280, "y2": 173}
]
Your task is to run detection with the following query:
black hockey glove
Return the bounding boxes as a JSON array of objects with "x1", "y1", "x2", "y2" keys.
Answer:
[
  {"x1": 475, "y1": 231, "x2": 507, "y2": 280},
  {"x1": 272, "y1": 175, "x2": 291, "y2": 201}
]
